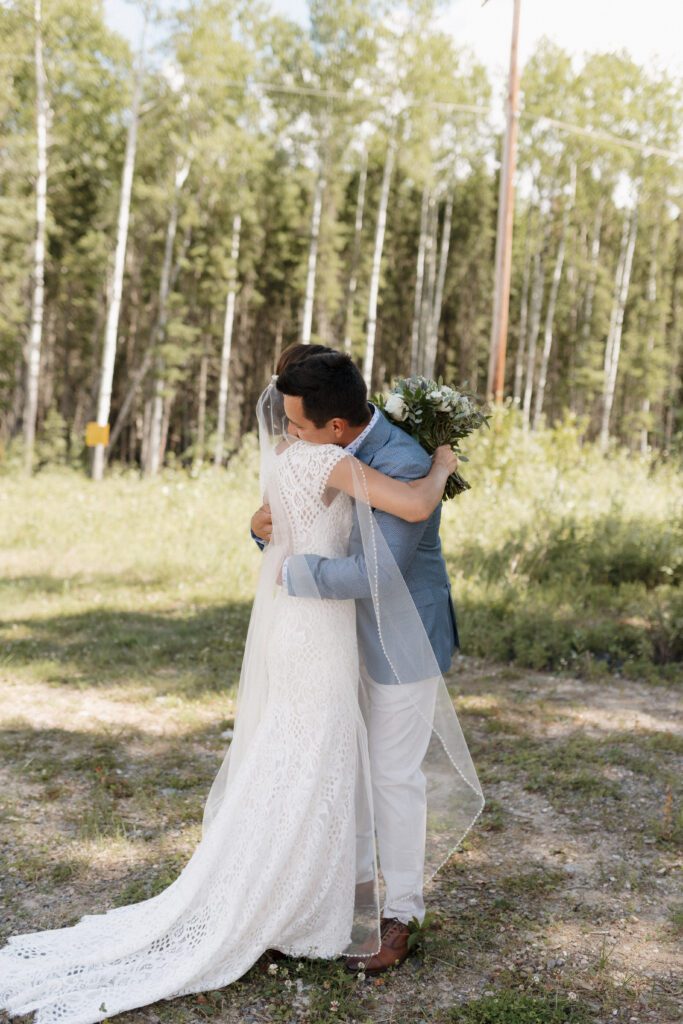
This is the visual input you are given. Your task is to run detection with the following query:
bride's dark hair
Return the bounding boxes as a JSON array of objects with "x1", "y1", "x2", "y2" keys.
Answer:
[
  {"x1": 275, "y1": 342, "x2": 332, "y2": 375},
  {"x1": 276, "y1": 351, "x2": 370, "y2": 428}
]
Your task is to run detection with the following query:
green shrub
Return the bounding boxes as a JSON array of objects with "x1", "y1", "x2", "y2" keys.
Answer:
[
  {"x1": 439, "y1": 411, "x2": 683, "y2": 681},
  {"x1": 447, "y1": 990, "x2": 593, "y2": 1024}
]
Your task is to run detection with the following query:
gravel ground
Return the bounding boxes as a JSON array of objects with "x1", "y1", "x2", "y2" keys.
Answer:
[{"x1": 1, "y1": 655, "x2": 681, "y2": 1024}]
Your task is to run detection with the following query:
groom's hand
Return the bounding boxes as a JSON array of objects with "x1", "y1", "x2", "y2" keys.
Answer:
[{"x1": 251, "y1": 503, "x2": 272, "y2": 544}]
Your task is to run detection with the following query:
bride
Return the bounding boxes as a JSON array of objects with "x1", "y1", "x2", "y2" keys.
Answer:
[{"x1": 0, "y1": 363, "x2": 482, "y2": 1024}]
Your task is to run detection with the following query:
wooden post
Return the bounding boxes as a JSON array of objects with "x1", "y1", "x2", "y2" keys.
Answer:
[{"x1": 487, "y1": 0, "x2": 522, "y2": 404}]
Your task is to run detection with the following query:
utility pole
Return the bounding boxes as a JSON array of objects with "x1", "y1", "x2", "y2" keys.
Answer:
[{"x1": 486, "y1": 0, "x2": 522, "y2": 403}]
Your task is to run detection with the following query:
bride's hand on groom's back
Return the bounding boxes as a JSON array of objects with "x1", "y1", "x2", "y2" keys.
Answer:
[{"x1": 251, "y1": 504, "x2": 272, "y2": 543}]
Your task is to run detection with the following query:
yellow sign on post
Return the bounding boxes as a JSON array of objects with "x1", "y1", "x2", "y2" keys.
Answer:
[{"x1": 85, "y1": 422, "x2": 110, "y2": 447}]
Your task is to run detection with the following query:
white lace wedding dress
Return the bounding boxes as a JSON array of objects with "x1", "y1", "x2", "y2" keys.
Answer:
[{"x1": 0, "y1": 442, "x2": 362, "y2": 1024}]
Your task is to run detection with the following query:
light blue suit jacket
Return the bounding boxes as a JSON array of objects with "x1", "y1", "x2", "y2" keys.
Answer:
[{"x1": 285, "y1": 407, "x2": 460, "y2": 684}]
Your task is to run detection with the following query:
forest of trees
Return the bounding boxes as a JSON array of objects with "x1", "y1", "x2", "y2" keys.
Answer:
[{"x1": 1, "y1": 0, "x2": 682, "y2": 476}]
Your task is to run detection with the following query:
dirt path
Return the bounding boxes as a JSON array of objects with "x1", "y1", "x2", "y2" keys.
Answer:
[{"x1": 1, "y1": 657, "x2": 681, "y2": 1023}]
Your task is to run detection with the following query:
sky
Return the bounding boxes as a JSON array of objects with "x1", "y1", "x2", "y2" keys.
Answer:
[{"x1": 104, "y1": 0, "x2": 683, "y2": 89}]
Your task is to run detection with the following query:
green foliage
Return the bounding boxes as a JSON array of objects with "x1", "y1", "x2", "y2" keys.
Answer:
[
  {"x1": 405, "y1": 909, "x2": 440, "y2": 953},
  {"x1": 36, "y1": 407, "x2": 69, "y2": 466},
  {"x1": 2, "y1": 0, "x2": 682, "y2": 467},
  {"x1": 439, "y1": 409, "x2": 683, "y2": 681},
  {"x1": 447, "y1": 991, "x2": 593, "y2": 1024}
]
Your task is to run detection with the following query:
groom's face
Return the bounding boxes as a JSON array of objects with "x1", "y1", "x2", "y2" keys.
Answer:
[{"x1": 283, "y1": 395, "x2": 345, "y2": 446}]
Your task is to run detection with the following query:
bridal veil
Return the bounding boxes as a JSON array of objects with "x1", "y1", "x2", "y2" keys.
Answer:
[{"x1": 202, "y1": 380, "x2": 484, "y2": 956}]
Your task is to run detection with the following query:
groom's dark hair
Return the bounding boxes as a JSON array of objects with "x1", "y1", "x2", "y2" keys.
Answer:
[{"x1": 276, "y1": 351, "x2": 369, "y2": 428}]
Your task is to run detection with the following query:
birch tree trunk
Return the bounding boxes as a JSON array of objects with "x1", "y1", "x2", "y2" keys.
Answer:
[
  {"x1": 362, "y1": 135, "x2": 396, "y2": 389},
  {"x1": 581, "y1": 198, "x2": 605, "y2": 340},
  {"x1": 301, "y1": 167, "x2": 324, "y2": 345},
  {"x1": 273, "y1": 317, "x2": 284, "y2": 372},
  {"x1": 664, "y1": 213, "x2": 682, "y2": 450},
  {"x1": 140, "y1": 397, "x2": 152, "y2": 472},
  {"x1": 23, "y1": 0, "x2": 48, "y2": 474},
  {"x1": 159, "y1": 392, "x2": 173, "y2": 465},
  {"x1": 92, "y1": 15, "x2": 147, "y2": 480},
  {"x1": 144, "y1": 155, "x2": 191, "y2": 476},
  {"x1": 424, "y1": 182, "x2": 454, "y2": 380},
  {"x1": 343, "y1": 150, "x2": 367, "y2": 354},
  {"x1": 418, "y1": 198, "x2": 437, "y2": 376},
  {"x1": 214, "y1": 212, "x2": 242, "y2": 466},
  {"x1": 533, "y1": 163, "x2": 576, "y2": 430},
  {"x1": 108, "y1": 221, "x2": 192, "y2": 458},
  {"x1": 640, "y1": 218, "x2": 661, "y2": 453},
  {"x1": 410, "y1": 185, "x2": 430, "y2": 375},
  {"x1": 513, "y1": 201, "x2": 534, "y2": 405},
  {"x1": 193, "y1": 351, "x2": 208, "y2": 472},
  {"x1": 600, "y1": 194, "x2": 639, "y2": 451},
  {"x1": 522, "y1": 241, "x2": 546, "y2": 430},
  {"x1": 601, "y1": 214, "x2": 630, "y2": 438}
]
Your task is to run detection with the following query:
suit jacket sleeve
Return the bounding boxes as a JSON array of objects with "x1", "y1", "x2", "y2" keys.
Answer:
[
  {"x1": 285, "y1": 456, "x2": 430, "y2": 600},
  {"x1": 251, "y1": 527, "x2": 266, "y2": 552}
]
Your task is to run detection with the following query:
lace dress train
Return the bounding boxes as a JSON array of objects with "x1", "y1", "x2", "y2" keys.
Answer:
[{"x1": 0, "y1": 442, "x2": 361, "y2": 1024}]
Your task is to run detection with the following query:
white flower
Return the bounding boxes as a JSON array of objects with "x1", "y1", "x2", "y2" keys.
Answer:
[
  {"x1": 268, "y1": 963, "x2": 279, "y2": 976},
  {"x1": 284, "y1": 979, "x2": 293, "y2": 990},
  {"x1": 357, "y1": 971, "x2": 366, "y2": 981},
  {"x1": 385, "y1": 393, "x2": 409, "y2": 421},
  {"x1": 427, "y1": 389, "x2": 443, "y2": 404},
  {"x1": 330, "y1": 1000, "x2": 340, "y2": 1012}
]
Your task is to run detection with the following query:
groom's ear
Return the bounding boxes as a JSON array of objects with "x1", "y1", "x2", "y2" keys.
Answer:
[{"x1": 329, "y1": 417, "x2": 348, "y2": 439}]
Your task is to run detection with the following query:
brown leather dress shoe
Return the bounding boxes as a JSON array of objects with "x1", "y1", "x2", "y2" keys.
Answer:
[{"x1": 345, "y1": 917, "x2": 411, "y2": 975}]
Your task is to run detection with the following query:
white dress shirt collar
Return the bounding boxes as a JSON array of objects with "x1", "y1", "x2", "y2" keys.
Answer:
[{"x1": 345, "y1": 404, "x2": 380, "y2": 457}]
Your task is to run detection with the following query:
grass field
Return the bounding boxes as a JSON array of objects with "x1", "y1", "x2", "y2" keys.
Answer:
[{"x1": 1, "y1": 415, "x2": 682, "y2": 1023}]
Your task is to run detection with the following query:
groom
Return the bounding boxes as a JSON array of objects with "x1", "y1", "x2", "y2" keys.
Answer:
[{"x1": 250, "y1": 348, "x2": 459, "y2": 974}]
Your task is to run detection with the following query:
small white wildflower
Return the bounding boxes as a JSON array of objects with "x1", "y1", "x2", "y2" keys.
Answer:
[
  {"x1": 284, "y1": 979, "x2": 293, "y2": 990},
  {"x1": 268, "y1": 963, "x2": 279, "y2": 976},
  {"x1": 532, "y1": 974, "x2": 541, "y2": 983},
  {"x1": 296, "y1": 962, "x2": 304, "y2": 972},
  {"x1": 567, "y1": 991, "x2": 577, "y2": 1001},
  {"x1": 330, "y1": 1000, "x2": 340, "y2": 1012},
  {"x1": 357, "y1": 971, "x2": 366, "y2": 982}
]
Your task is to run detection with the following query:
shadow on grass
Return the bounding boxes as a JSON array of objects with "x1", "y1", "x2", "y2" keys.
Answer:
[
  {"x1": 2, "y1": 599, "x2": 253, "y2": 695},
  {"x1": 0, "y1": 573, "x2": 191, "y2": 597}
]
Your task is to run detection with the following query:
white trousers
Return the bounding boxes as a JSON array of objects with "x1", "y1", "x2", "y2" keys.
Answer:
[{"x1": 356, "y1": 670, "x2": 439, "y2": 925}]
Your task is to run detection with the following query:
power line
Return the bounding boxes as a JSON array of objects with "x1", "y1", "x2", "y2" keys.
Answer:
[{"x1": 1, "y1": 53, "x2": 682, "y2": 165}]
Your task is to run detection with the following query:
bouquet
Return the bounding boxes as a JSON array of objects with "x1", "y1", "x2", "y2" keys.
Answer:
[{"x1": 374, "y1": 376, "x2": 490, "y2": 499}]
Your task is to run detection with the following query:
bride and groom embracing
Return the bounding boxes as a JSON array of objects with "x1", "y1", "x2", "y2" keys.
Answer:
[{"x1": 0, "y1": 347, "x2": 484, "y2": 1024}]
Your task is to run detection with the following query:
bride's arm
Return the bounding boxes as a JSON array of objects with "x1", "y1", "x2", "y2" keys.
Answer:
[{"x1": 327, "y1": 446, "x2": 457, "y2": 523}]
